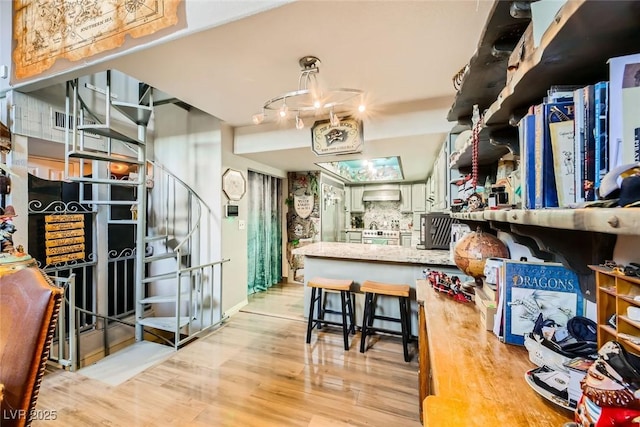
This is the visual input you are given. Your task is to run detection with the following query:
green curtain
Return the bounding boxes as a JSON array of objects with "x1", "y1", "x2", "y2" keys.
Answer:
[{"x1": 247, "y1": 171, "x2": 282, "y2": 294}]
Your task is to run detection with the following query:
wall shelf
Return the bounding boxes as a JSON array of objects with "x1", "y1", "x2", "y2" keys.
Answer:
[
  {"x1": 452, "y1": 208, "x2": 640, "y2": 236},
  {"x1": 447, "y1": 1, "x2": 530, "y2": 123},
  {"x1": 484, "y1": 0, "x2": 640, "y2": 127}
]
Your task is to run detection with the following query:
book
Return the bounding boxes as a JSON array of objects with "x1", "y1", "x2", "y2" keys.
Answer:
[
  {"x1": 573, "y1": 87, "x2": 585, "y2": 203},
  {"x1": 533, "y1": 103, "x2": 550, "y2": 208},
  {"x1": 519, "y1": 107, "x2": 537, "y2": 209},
  {"x1": 502, "y1": 259, "x2": 584, "y2": 346},
  {"x1": 608, "y1": 53, "x2": 640, "y2": 169},
  {"x1": 547, "y1": 100, "x2": 575, "y2": 206},
  {"x1": 582, "y1": 85, "x2": 596, "y2": 202},
  {"x1": 622, "y1": 63, "x2": 640, "y2": 163},
  {"x1": 594, "y1": 81, "x2": 609, "y2": 191}
]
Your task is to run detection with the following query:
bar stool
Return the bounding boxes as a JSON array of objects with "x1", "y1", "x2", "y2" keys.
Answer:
[
  {"x1": 359, "y1": 280, "x2": 412, "y2": 362},
  {"x1": 306, "y1": 277, "x2": 355, "y2": 350}
]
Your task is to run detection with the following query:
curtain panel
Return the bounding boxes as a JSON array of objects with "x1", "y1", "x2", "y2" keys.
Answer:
[{"x1": 247, "y1": 171, "x2": 282, "y2": 294}]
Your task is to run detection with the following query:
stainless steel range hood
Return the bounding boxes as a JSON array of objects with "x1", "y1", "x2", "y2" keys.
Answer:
[{"x1": 362, "y1": 189, "x2": 401, "y2": 202}]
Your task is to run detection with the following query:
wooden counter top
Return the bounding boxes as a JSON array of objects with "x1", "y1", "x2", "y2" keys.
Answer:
[{"x1": 416, "y1": 279, "x2": 573, "y2": 426}]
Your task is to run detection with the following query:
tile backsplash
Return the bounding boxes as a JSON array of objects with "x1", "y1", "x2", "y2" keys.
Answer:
[{"x1": 352, "y1": 201, "x2": 414, "y2": 230}]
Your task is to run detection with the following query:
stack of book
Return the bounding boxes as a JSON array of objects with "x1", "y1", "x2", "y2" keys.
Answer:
[{"x1": 518, "y1": 52, "x2": 640, "y2": 207}]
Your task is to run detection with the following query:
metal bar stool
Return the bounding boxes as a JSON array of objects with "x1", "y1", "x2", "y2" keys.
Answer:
[
  {"x1": 359, "y1": 280, "x2": 412, "y2": 362},
  {"x1": 306, "y1": 277, "x2": 355, "y2": 350}
]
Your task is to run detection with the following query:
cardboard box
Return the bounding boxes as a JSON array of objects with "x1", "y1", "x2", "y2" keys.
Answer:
[{"x1": 475, "y1": 289, "x2": 497, "y2": 331}]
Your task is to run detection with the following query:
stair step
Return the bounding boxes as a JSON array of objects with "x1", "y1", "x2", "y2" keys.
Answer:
[
  {"x1": 112, "y1": 101, "x2": 153, "y2": 126},
  {"x1": 66, "y1": 176, "x2": 140, "y2": 187},
  {"x1": 145, "y1": 235, "x2": 170, "y2": 242},
  {"x1": 78, "y1": 123, "x2": 144, "y2": 145},
  {"x1": 139, "y1": 293, "x2": 190, "y2": 304},
  {"x1": 108, "y1": 219, "x2": 138, "y2": 225},
  {"x1": 142, "y1": 272, "x2": 178, "y2": 283},
  {"x1": 138, "y1": 316, "x2": 190, "y2": 332},
  {"x1": 83, "y1": 200, "x2": 138, "y2": 205},
  {"x1": 68, "y1": 150, "x2": 143, "y2": 165},
  {"x1": 144, "y1": 252, "x2": 177, "y2": 262}
]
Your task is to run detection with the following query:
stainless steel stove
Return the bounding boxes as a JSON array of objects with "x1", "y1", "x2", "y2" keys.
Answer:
[{"x1": 361, "y1": 229, "x2": 400, "y2": 245}]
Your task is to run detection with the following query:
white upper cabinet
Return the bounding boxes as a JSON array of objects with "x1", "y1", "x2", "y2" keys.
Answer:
[
  {"x1": 350, "y1": 185, "x2": 364, "y2": 212},
  {"x1": 411, "y1": 183, "x2": 426, "y2": 212},
  {"x1": 399, "y1": 184, "x2": 412, "y2": 213}
]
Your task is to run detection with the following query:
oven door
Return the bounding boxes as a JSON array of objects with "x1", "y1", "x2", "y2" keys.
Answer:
[{"x1": 363, "y1": 238, "x2": 389, "y2": 245}]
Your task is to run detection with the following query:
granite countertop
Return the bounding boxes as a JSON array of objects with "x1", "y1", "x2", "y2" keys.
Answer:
[{"x1": 292, "y1": 242, "x2": 455, "y2": 266}]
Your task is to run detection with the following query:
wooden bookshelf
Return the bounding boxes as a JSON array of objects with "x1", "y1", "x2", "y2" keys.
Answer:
[{"x1": 591, "y1": 265, "x2": 640, "y2": 353}]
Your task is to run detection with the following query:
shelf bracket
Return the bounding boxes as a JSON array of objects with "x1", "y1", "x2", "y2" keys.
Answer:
[
  {"x1": 488, "y1": 126, "x2": 520, "y2": 156},
  {"x1": 507, "y1": 224, "x2": 616, "y2": 303}
]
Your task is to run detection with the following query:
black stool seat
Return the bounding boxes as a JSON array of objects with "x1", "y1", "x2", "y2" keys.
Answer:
[
  {"x1": 306, "y1": 277, "x2": 355, "y2": 350},
  {"x1": 359, "y1": 280, "x2": 412, "y2": 362}
]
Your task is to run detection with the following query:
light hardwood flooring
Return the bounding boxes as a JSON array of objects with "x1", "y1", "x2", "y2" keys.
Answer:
[{"x1": 34, "y1": 282, "x2": 421, "y2": 426}]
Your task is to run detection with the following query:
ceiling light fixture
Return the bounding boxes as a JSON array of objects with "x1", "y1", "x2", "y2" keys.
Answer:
[{"x1": 253, "y1": 55, "x2": 365, "y2": 129}]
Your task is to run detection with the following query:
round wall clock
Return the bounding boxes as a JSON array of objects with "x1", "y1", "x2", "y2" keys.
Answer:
[{"x1": 222, "y1": 168, "x2": 246, "y2": 201}]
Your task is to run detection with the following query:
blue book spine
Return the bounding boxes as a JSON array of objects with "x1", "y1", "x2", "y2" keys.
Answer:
[
  {"x1": 573, "y1": 88, "x2": 585, "y2": 203},
  {"x1": 520, "y1": 110, "x2": 537, "y2": 209},
  {"x1": 594, "y1": 81, "x2": 609, "y2": 191},
  {"x1": 583, "y1": 85, "x2": 596, "y2": 201},
  {"x1": 545, "y1": 100, "x2": 575, "y2": 206},
  {"x1": 534, "y1": 104, "x2": 545, "y2": 209},
  {"x1": 503, "y1": 260, "x2": 583, "y2": 347},
  {"x1": 540, "y1": 100, "x2": 575, "y2": 208}
]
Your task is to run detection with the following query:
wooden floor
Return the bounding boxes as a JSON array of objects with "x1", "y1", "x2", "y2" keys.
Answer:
[{"x1": 34, "y1": 282, "x2": 421, "y2": 426}]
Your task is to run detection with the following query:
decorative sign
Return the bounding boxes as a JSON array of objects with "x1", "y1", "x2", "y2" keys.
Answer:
[
  {"x1": 222, "y1": 169, "x2": 246, "y2": 201},
  {"x1": 45, "y1": 214, "x2": 85, "y2": 265},
  {"x1": 311, "y1": 117, "x2": 363, "y2": 156},
  {"x1": 13, "y1": 0, "x2": 182, "y2": 80},
  {"x1": 294, "y1": 195, "x2": 313, "y2": 219}
]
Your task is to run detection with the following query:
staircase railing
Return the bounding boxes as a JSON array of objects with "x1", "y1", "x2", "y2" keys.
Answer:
[{"x1": 140, "y1": 160, "x2": 228, "y2": 348}]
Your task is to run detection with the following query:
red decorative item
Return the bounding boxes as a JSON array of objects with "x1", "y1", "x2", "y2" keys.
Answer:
[{"x1": 426, "y1": 269, "x2": 472, "y2": 303}]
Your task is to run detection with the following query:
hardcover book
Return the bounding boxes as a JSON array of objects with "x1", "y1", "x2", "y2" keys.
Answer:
[
  {"x1": 594, "y1": 81, "x2": 609, "y2": 190},
  {"x1": 622, "y1": 63, "x2": 640, "y2": 163},
  {"x1": 519, "y1": 107, "x2": 536, "y2": 209},
  {"x1": 547, "y1": 100, "x2": 575, "y2": 207},
  {"x1": 502, "y1": 259, "x2": 584, "y2": 346},
  {"x1": 582, "y1": 85, "x2": 596, "y2": 202},
  {"x1": 573, "y1": 87, "x2": 585, "y2": 203},
  {"x1": 609, "y1": 53, "x2": 640, "y2": 169}
]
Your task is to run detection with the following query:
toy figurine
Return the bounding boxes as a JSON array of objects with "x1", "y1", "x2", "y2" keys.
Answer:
[{"x1": 0, "y1": 205, "x2": 17, "y2": 253}]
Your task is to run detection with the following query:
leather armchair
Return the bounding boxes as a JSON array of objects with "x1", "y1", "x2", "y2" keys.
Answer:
[{"x1": 0, "y1": 259, "x2": 64, "y2": 427}]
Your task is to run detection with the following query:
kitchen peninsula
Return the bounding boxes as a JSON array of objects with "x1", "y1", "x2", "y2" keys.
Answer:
[{"x1": 293, "y1": 242, "x2": 463, "y2": 334}]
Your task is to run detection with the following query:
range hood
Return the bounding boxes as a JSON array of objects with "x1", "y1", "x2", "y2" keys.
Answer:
[{"x1": 362, "y1": 189, "x2": 401, "y2": 202}]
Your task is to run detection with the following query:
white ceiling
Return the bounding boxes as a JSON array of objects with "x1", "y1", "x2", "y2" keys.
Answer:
[{"x1": 29, "y1": 1, "x2": 496, "y2": 183}]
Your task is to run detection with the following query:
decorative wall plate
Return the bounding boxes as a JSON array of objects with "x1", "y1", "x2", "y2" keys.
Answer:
[{"x1": 222, "y1": 169, "x2": 246, "y2": 201}]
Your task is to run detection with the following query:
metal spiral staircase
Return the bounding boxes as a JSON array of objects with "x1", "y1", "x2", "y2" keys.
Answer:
[{"x1": 64, "y1": 70, "x2": 227, "y2": 350}]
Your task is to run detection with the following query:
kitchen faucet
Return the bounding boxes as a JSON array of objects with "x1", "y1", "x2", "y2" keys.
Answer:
[{"x1": 369, "y1": 221, "x2": 378, "y2": 230}]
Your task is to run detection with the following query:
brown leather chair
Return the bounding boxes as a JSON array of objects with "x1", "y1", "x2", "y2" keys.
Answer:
[{"x1": 0, "y1": 258, "x2": 64, "y2": 427}]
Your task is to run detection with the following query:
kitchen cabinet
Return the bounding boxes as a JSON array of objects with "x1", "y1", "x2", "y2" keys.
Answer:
[
  {"x1": 411, "y1": 183, "x2": 426, "y2": 212},
  {"x1": 350, "y1": 186, "x2": 364, "y2": 212},
  {"x1": 344, "y1": 186, "x2": 351, "y2": 212},
  {"x1": 399, "y1": 184, "x2": 412, "y2": 213},
  {"x1": 346, "y1": 231, "x2": 362, "y2": 244},
  {"x1": 400, "y1": 232, "x2": 412, "y2": 248}
]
